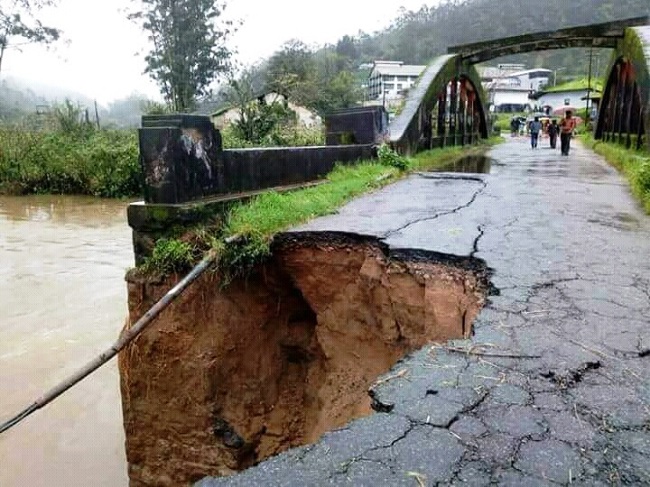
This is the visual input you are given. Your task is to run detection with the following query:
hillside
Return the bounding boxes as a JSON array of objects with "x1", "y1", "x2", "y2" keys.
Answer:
[
  {"x1": 350, "y1": 0, "x2": 649, "y2": 75},
  {"x1": 252, "y1": 0, "x2": 648, "y2": 116}
]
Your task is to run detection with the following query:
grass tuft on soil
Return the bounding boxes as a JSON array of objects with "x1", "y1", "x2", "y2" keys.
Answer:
[
  {"x1": 581, "y1": 134, "x2": 650, "y2": 214},
  {"x1": 139, "y1": 140, "x2": 500, "y2": 279}
]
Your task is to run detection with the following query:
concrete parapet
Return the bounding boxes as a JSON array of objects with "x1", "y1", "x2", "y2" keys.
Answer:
[{"x1": 129, "y1": 114, "x2": 376, "y2": 263}]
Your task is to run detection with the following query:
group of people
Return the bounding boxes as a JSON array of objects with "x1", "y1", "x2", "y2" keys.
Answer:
[{"x1": 517, "y1": 112, "x2": 577, "y2": 155}]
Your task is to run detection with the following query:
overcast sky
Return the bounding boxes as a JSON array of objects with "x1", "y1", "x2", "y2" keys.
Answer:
[{"x1": 2, "y1": 0, "x2": 435, "y2": 105}]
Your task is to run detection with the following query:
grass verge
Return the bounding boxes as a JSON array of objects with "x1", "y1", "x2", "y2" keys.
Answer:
[
  {"x1": 581, "y1": 134, "x2": 650, "y2": 214},
  {"x1": 140, "y1": 139, "x2": 500, "y2": 279}
]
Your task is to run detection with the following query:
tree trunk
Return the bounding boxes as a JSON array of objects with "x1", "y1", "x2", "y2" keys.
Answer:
[{"x1": 0, "y1": 40, "x2": 7, "y2": 78}]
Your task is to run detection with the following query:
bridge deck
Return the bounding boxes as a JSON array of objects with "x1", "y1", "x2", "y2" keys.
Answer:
[{"x1": 200, "y1": 136, "x2": 650, "y2": 486}]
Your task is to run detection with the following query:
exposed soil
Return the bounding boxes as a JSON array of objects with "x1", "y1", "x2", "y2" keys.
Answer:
[{"x1": 119, "y1": 233, "x2": 490, "y2": 486}]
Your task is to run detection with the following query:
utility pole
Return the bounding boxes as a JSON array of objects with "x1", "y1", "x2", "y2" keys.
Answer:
[{"x1": 586, "y1": 45, "x2": 594, "y2": 128}]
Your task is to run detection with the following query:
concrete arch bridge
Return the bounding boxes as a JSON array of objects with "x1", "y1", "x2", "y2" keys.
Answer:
[{"x1": 389, "y1": 16, "x2": 650, "y2": 154}]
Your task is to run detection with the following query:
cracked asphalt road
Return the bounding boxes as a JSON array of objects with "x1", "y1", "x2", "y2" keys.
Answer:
[{"x1": 198, "y1": 138, "x2": 650, "y2": 486}]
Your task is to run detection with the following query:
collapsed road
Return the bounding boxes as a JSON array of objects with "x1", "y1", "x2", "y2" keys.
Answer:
[{"x1": 192, "y1": 137, "x2": 650, "y2": 486}]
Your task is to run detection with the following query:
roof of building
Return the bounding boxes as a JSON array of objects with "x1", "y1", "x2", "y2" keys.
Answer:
[
  {"x1": 507, "y1": 68, "x2": 552, "y2": 77},
  {"x1": 371, "y1": 61, "x2": 426, "y2": 77},
  {"x1": 478, "y1": 66, "x2": 552, "y2": 80}
]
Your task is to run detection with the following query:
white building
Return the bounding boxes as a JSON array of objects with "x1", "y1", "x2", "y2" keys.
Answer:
[
  {"x1": 479, "y1": 66, "x2": 552, "y2": 112},
  {"x1": 367, "y1": 60, "x2": 426, "y2": 101},
  {"x1": 531, "y1": 88, "x2": 599, "y2": 114}
]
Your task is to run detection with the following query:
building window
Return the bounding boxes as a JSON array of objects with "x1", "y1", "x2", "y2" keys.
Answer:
[
  {"x1": 396, "y1": 76, "x2": 409, "y2": 82},
  {"x1": 397, "y1": 83, "x2": 403, "y2": 90},
  {"x1": 384, "y1": 83, "x2": 395, "y2": 90}
]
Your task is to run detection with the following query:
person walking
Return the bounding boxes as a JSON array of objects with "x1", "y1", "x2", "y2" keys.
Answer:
[
  {"x1": 559, "y1": 110, "x2": 577, "y2": 156},
  {"x1": 529, "y1": 116, "x2": 542, "y2": 149},
  {"x1": 510, "y1": 117, "x2": 518, "y2": 137},
  {"x1": 548, "y1": 119, "x2": 559, "y2": 149}
]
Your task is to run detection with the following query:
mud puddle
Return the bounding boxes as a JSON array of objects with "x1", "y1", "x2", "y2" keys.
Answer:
[{"x1": 434, "y1": 154, "x2": 495, "y2": 174}]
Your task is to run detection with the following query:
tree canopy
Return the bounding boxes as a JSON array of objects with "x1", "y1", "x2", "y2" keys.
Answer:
[
  {"x1": 129, "y1": 0, "x2": 236, "y2": 112},
  {"x1": 0, "y1": 0, "x2": 62, "y2": 76}
]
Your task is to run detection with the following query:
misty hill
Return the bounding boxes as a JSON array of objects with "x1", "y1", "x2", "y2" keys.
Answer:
[
  {"x1": 0, "y1": 77, "x2": 156, "y2": 127},
  {"x1": 348, "y1": 0, "x2": 649, "y2": 76},
  {"x1": 250, "y1": 0, "x2": 648, "y2": 116}
]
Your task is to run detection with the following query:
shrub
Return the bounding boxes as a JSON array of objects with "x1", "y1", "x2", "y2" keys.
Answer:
[
  {"x1": 377, "y1": 143, "x2": 410, "y2": 170},
  {"x1": 0, "y1": 126, "x2": 142, "y2": 197},
  {"x1": 143, "y1": 239, "x2": 194, "y2": 274},
  {"x1": 221, "y1": 122, "x2": 324, "y2": 148}
]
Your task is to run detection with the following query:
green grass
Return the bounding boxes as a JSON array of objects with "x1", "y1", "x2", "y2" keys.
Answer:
[
  {"x1": 142, "y1": 140, "x2": 499, "y2": 278},
  {"x1": 582, "y1": 133, "x2": 650, "y2": 214},
  {"x1": 543, "y1": 78, "x2": 604, "y2": 93},
  {"x1": 546, "y1": 78, "x2": 602, "y2": 93}
]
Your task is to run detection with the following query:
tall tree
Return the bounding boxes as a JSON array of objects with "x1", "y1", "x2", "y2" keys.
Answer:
[
  {"x1": 266, "y1": 40, "x2": 317, "y2": 106},
  {"x1": 0, "y1": 0, "x2": 61, "y2": 76},
  {"x1": 129, "y1": 0, "x2": 235, "y2": 112}
]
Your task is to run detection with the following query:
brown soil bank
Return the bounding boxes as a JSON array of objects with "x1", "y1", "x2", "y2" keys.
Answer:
[{"x1": 119, "y1": 233, "x2": 490, "y2": 486}]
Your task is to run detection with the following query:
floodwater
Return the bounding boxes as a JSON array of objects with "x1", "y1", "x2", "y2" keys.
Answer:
[{"x1": 0, "y1": 195, "x2": 132, "y2": 486}]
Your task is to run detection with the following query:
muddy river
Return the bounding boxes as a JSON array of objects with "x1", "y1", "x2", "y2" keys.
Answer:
[{"x1": 0, "y1": 195, "x2": 132, "y2": 486}]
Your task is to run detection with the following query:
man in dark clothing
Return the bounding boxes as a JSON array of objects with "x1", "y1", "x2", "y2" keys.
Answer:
[
  {"x1": 548, "y1": 120, "x2": 559, "y2": 149},
  {"x1": 529, "y1": 116, "x2": 542, "y2": 149},
  {"x1": 510, "y1": 118, "x2": 518, "y2": 137}
]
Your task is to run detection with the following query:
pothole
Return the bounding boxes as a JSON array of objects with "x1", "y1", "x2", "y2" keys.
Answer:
[{"x1": 120, "y1": 233, "x2": 491, "y2": 486}]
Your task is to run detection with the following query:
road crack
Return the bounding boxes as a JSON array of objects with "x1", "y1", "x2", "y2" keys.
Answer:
[{"x1": 382, "y1": 179, "x2": 487, "y2": 239}]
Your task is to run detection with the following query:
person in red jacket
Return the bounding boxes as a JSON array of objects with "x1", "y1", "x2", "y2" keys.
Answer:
[{"x1": 559, "y1": 110, "x2": 577, "y2": 156}]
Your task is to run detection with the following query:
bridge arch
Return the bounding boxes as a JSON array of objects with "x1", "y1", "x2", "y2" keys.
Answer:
[
  {"x1": 390, "y1": 17, "x2": 650, "y2": 155},
  {"x1": 596, "y1": 26, "x2": 650, "y2": 150},
  {"x1": 389, "y1": 54, "x2": 489, "y2": 154}
]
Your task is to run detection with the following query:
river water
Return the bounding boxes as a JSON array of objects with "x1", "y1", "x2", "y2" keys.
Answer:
[{"x1": 0, "y1": 195, "x2": 132, "y2": 486}]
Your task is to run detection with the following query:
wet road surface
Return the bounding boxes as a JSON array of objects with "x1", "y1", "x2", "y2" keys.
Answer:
[
  {"x1": 201, "y1": 137, "x2": 650, "y2": 486},
  {"x1": 0, "y1": 196, "x2": 131, "y2": 486}
]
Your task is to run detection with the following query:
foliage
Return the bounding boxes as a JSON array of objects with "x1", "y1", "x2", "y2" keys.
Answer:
[
  {"x1": 262, "y1": 40, "x2": 363, "y2": 116},
  {"x1": 253, "y1": 0, "x2": 648, "y2": 117},
  {"x1": 220, "y1": 122, "x2": 324, "y2": 149},
  {"x1": 0, "y1": 0, "x2": 61, "y2": 75},
  {"x1": 51, "y1": 99, "x2": 94, "y2": 135},
  {"x1": 0, "y1": 126, "x2": 142, "y2": 197},
  {"x1": 353, "y1": 0, "x2": 647, "y2": 76},
  {"x1": 266, "y1": 40, "x2": 317, "y2": 106},
  {"x1": 583, "y1": 134, "x2": 650, "y2": 214},
  {"x1": 128, "y1": 0, "x2": 236, "y2": 112},
  {"x1": 141, "y1": 99, "x2": 173, "y2": 115},
  {"x1": 543, "y1": 77, "x2": 604, "y2": 93},
  {"x1": 377, "y1": 143, "x2": 410, "y2": 170},
  {"x1": 142, "y1": 238, "x2": 194, "y2": 274},
  {"x1": 222, "y1": 70, "x2": 298, "y2": 145}
]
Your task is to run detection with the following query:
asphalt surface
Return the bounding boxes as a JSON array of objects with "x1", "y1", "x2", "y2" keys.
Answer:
[{"x1": 199, "y1": 137, "x2": 650, "y2": 486}]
